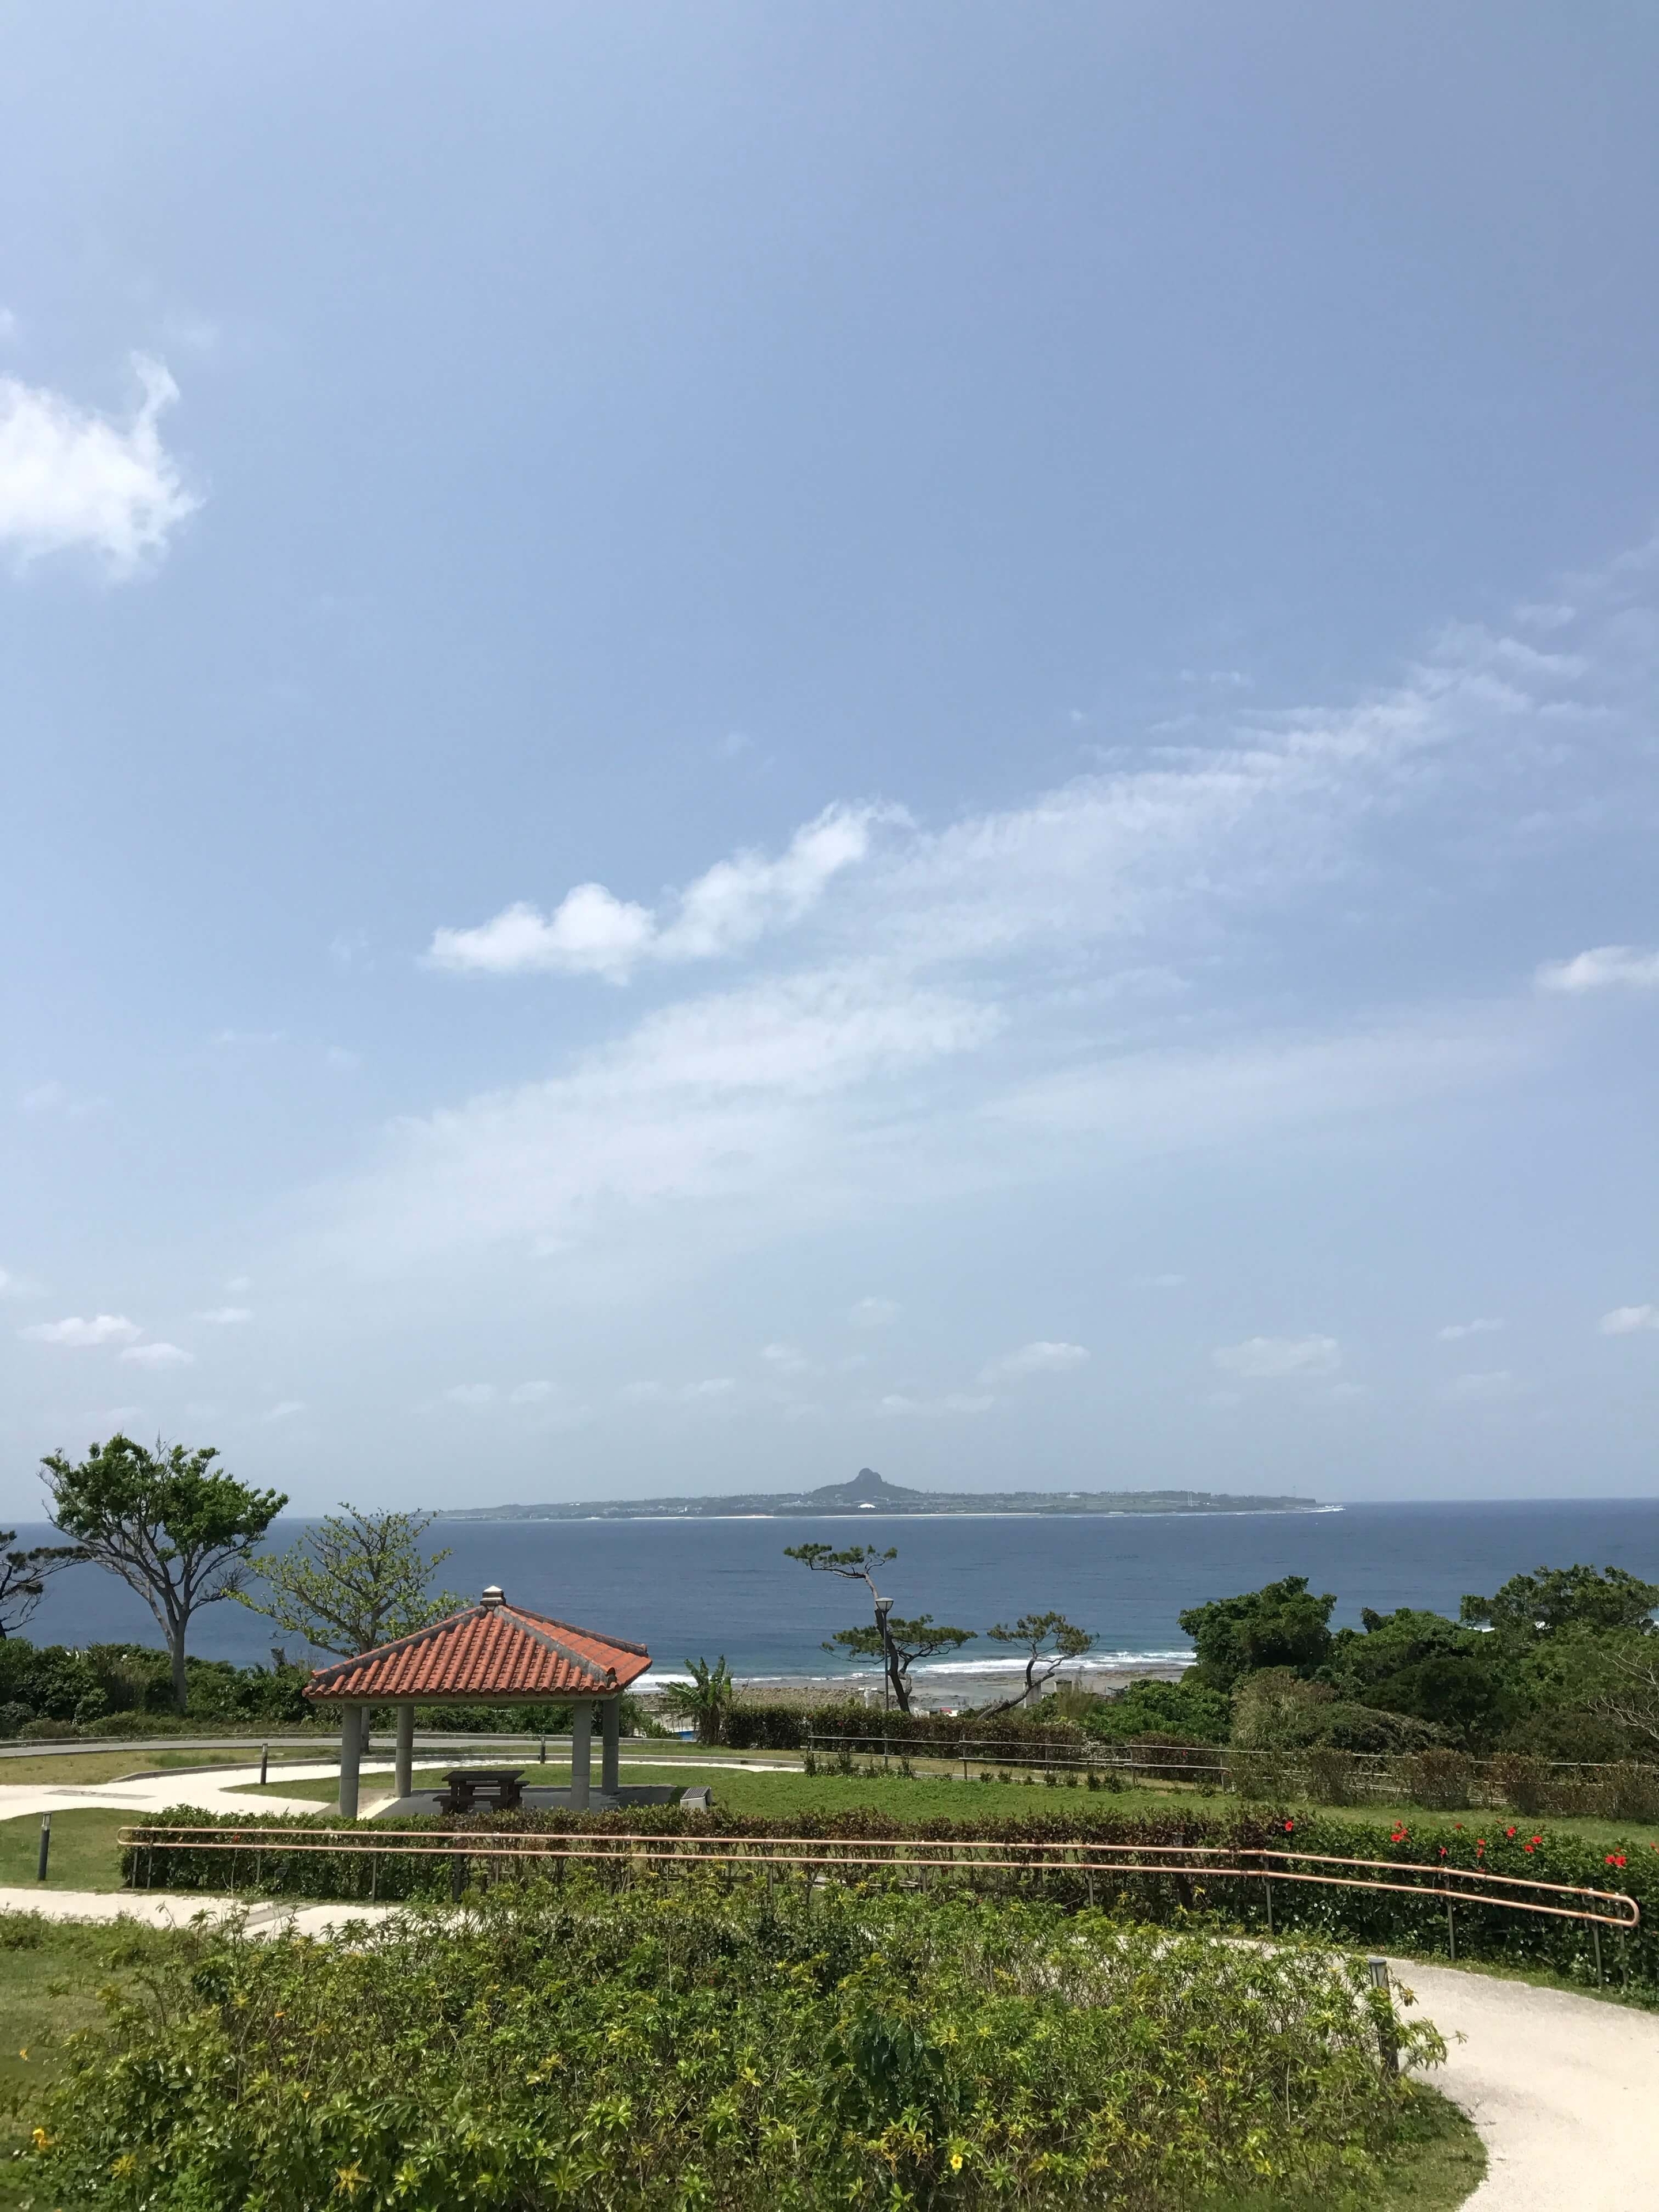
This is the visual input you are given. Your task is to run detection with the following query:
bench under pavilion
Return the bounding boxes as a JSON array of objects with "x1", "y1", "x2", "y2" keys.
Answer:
[{"x1": 302, "y1": 1584, "x2": 658, "y2": 1818}]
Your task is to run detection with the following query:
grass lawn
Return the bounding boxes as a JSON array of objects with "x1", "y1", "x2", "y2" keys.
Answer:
[
  {"x1": 225, "y1": 1758, "x2": 1659, "y2": 1853},
  {"x1": 0, "y1": 1810, "x2": 134, "y2": 1893},
  {"x1": 0, "y1": 1746, "x2": 332, "y2": 1789},
  {"x1": 0, "y1": 1916, "x2": 190, "y2": 2211},
  {"x1": 0, "y1": 1909, "x2": 1485, "y2": 2212}
]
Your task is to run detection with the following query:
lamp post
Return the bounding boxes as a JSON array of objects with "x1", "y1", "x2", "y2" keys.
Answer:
[{"x1": 875, "y1": 1597, "x2": 893, "y2": 1715}]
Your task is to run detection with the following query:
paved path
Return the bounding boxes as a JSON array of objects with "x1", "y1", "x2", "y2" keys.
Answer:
[
  {"x1": 0, "y1": 1883, "x2": 392, "y2": 1940},
  {"x1": 0, "y1": 1751, "x2": 806, "y2": 1833},
  {"x1": 1384, "y1": 1954, "x2": 1659, "y2": 2210}
]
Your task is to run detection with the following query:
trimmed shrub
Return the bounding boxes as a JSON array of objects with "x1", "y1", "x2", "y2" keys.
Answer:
[
  {"x1": 29, "y1": 1880, "x2": 1441, "y2": 2210},
  {"x1": 0, "y1": 1700, "x2": 33, "y2": 1737}
]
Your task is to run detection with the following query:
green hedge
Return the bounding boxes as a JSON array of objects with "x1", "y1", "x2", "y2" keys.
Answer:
[
  {"x1": 30, "y1": 1878, "x2": 1441, "y2": 2210},
  {"x1": 126, "y1": 1799, "x2": 1655, "y2": 1990}
]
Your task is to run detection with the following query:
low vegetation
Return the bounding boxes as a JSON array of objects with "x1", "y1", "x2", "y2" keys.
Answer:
[{"x1": 14, "y1": 1881, "x2": 1448, "y2": 2211}]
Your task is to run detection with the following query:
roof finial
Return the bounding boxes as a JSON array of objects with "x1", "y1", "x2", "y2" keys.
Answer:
[{"x1": 480, "y1": 1584, "x2": 505, "y2": 1608}]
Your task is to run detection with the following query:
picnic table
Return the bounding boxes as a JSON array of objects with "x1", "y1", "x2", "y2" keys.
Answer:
[{"x1": 440, "y1": 1766, "x2": 526, "y2": 1812}]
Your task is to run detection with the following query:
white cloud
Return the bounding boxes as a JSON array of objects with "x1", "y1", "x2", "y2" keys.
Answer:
[
  {"x1": 510, "y1": 1379, "x2": 554, "y2": 1403},
  {"x1": 444, "y1": 1383, "x2": 497, "y2": 1406},
  {"x1": 1536, "y1": 946, "x2": 1659, "y2": 994},
  {"x1": 1600, "y1": 1305, "x2": 1659, "y2": 1336},
  {"x1": 309, "y1": 555, "x2": 1655, "y2": 1304},
  {"x1": 623, "y1": 1377, "x2": 737, "y2": 1404},
  {"x1": 876, "y1": 1391, "x2": 998, "y2": 1416},
  {"x1": 21, "y1": 1313, "x2": 141, "y2": 1347},
  {"x1": 194, "y1": 1306, "x2": 253, "y2": 1325},
  {"x1": 849, "y1": 1296, "x2": 900, "y2": 1330},
  {"x1": 1437, "y1": 1317, "x2": 1505, "y2": 1342},
  {"x1": 979, "y1": 1340, "x2": 1090, "y2": 1384},
  {"x1": 119, "y1": 1341, "x2": 193, "y2": 1369},
  {"x1": 761, "y1": 1342, "x2": 810, "y2": 1373},
  {"x1": 1213, "y1": 1335, "x2": 1341, "y2": 1380},
  {"x1": 0, "y1": 354, "x2": 199, "y2": 576},
  {"x1": 1440, "y1": 1369, "x2": 1520, "y2": 1402},
  {"x1": 426, "y1": 805, "x2": 881, "y2": 983},
  {"x1": 263, "y1": 1400, "x2": 305, "y2": 1422}
]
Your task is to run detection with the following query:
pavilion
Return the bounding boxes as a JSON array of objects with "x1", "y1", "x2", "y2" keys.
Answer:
[{"x1": 304, "y1": 1584, "x2": 656, "y2": 1817}]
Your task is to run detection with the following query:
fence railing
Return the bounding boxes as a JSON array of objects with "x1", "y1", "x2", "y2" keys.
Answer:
[
  {"x1": 804, "y1": 1733, "x2": 1659, "y2": 1818},
  {"x1": 118, "y1": 1821, "x2": 1639, "y2": 1980}
]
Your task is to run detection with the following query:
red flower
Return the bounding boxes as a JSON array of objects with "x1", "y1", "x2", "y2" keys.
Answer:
[
  {"x1": 1438, "y1": 1845, "x2": 1448, "y2": 1857},
  {"x1": 1524, "y1": 1842, "x2": 1536, "y2": 1854},
  {"x1": 1606, "y1": 1854, "x2": 1628, "y2": 1869},
  {"x1": 1505, "y1": 1826, "x2": 1517, "y2": 1838},
  {"x1": 1283, "y1": 1819, "x2": 1295, "y2": 1832}
]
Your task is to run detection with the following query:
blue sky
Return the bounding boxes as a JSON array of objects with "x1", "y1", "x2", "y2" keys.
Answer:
[{"x1": 3, "y1": 2, "x2": 1657, "y2": 1513}]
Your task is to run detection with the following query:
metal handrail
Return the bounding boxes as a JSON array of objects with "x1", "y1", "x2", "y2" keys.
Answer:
[{"x1": 118, "y1": 1824, "x2": 1639, "y2": 1932}]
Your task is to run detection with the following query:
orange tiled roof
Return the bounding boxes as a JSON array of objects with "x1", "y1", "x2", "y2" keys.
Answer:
[{"x1": 302, "y1": 1594, "x2": 651, "y2": 1703}]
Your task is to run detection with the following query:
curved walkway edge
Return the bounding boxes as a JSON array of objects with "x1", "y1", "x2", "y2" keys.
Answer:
[{"x1": 1388, "y1": 1955, "x2": 1659, "y2": 2210}]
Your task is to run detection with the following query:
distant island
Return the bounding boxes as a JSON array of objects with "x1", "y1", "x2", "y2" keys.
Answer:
[{"x1": 441, "y1": 1467, "x2": 1324, "y2": 1521}]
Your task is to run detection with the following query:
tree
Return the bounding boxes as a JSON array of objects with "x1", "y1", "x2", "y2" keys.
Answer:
[
  {"x1": 821, "y1": 1616, "x2": 975, "y2": 1712},
  {"x1": 661, "y1": 1656, "x2": 736, "y2": 1745},
  {"x1": 41, "y1": 1435, "x2": 287, "y2": 1713},
  {"x1": 786, "y1": 1542, "x2": 900, "y2": 1704},
  {"x1": 0, "y1": 1529, "x2": 86, "y2": 1639},
  {"x1": 974, "y1": 1612, "x2": 1093, "y2": 1716},
  {"x1": 240, "y1": 1505, "x2": 463, "y2": 1657},
  {"x1": 1177, "y1": 1575, "x2": 1336, "y2": 1690},
  {"x1": 1460, "y1": 1564, "x2": 1659, "y2": 1640}
]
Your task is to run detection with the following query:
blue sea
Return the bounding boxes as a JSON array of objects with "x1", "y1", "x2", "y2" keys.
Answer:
[{"x1": 9, "y1": 1499, "x2": 1659, "y2": 1694}]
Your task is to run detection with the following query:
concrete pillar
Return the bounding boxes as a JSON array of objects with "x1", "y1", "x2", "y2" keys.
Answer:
[
  {"x1": 601, "y1": 1696, "x2": 620, "y2": 1797},
  {"x1": 570, "y1": 1699, "x2": 592, "y2": 1810},
  {"x1": 395, "y1": 1702, "x2": 415, "y2": 1800},
  {"x1": 338, "y1": 1704, "x2": 363, "y2": 1820}
]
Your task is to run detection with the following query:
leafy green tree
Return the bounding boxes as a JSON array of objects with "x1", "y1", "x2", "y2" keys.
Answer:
[
  {"x1": 822, "y1": 1616, "x2": 975, "y2": 1713},
  {"x1": 41, "y1": 1435, "x2": 287, "y2": 1712},
  {"x1": 1177, "y1": 1575, "x2": 1336, "y2": 1690},
  {"x1": 661, "y1": 1655, "x2": 736, "y2": 1745},
  {"x1": 0, "y1": 1527, "x2": 86, "y2": 1639},
  {"x1": 974, "y1": 1612, "x2": 1093, "y2": 1716},
  {"x1": 241, "y1": 1505, "x2": 463, "y2": 1657},
  {"x1": 1460, "y1": 1563, "x2": 1659, "y2": 1640}
]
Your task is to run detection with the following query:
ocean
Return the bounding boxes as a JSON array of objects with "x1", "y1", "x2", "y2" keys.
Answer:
[{"x1": 9, "y1": 1498, "x2": 1659, "y2": 1698}]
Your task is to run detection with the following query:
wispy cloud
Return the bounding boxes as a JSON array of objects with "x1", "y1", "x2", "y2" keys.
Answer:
[
  {"x1": 876, "y1": 1391, "x2": 997, "y2": 1417},
  {"x1": 444, "y1": 1382, "x2": 497, "y2": 1407},
  {"x1": 0, "y1": 354, "x2": 199, "y2": 576},
  {"x1": 119, "y1": 1341, "x2": 193, "y2": 1369},
  {"x1": 21, "y1": 1313, "x2": 141, "y2": 1347},
  {"x1": 305, "y1": 549, "x2": 1657, "y2": 1320},
  {"x1": 1536, "y1": 946, "x2": 1659, "y2": 993},
  {"x1": 1440, "y1": 1369, "x2": 1521, "y2": 1402},
  {"x1": 194, "y1": 1306, "x2": 253, "y2": 1325},
  {"x1": 426, "y1": 805, "x2": 883, "y2": 983},
  {"x1": 849, "y1": 1297, "x2": 901, "y2": 1330},
  {"x1": 1213, "y1": 1336, "x2": 1340, "y2": 1379},
  {"x1": 263, "y1": 1400, "x2": 305, "y2": 1422},
  {"x1": 979, "y1": 1340, "x2": 1090, "y2": 1384},
  {"x1": 1600, "y1": 1305, "x2": 1659, "y2": 1336},
  {"x1": 623, "y1": 1377, "x2": 737, "y2": 1404},
  {"x1": 1437, "y1": 1317, "x2": 1505, "y2": 1342}
]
